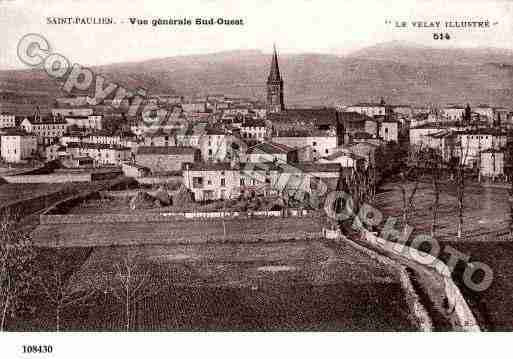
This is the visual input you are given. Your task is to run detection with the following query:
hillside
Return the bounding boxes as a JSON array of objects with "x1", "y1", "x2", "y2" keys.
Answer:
[{"x1": 1, "y1": 42, "x2": 513, "y2": 112}]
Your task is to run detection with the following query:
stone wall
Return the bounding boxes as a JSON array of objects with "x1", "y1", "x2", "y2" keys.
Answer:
[
  {"x1": 0, "y1": 187, "x2": 78, "y2": 221},
  {"x1": 3, "y1": 173, "x2": 92, "y2": 183},
  {"x1": 362, "y1": 230, "x2": 480, "y2": 332}
]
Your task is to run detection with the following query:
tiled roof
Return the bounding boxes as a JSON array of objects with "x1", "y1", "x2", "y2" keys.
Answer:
[
  {"x1": 337, "y1": 111, "x2": 375, "y2": 123},
  {"x1": 137, "y1": 146, "x2": 197, "y2": 155},
  {"x1": 268, "y1": 108, "x2": 337, "y2": 124},
  {"x1": 323, "y1": 149, "x2": 365, "y2": 161},
  {"x1": 247, "y1": 142, "x2": 295, "y2": 155},
  {"x1": 67, "y1": 142, "x2": 130, "y2": 151},
  {"x1": 24, "y1": 116, "x2": 68, "y2": 125},
  {"x1": 352, "y1": 102, "x2": 385, "y2": 107}
]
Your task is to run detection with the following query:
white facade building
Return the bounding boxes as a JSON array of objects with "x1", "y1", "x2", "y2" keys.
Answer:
[
  {"x1": 0, "y1": 131, "x2": 38, "y2": 163},
  {"x1": 0, "y1": 113, "x2": 16, "y2": 128}
]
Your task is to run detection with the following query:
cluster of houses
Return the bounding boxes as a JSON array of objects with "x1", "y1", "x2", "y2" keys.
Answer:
[
  {"x1": 2, "y1": 46, "x2": 512, "y2": 204},
  {"x1": 0, "y1": 101, "x2": 389, "y2": 202}
]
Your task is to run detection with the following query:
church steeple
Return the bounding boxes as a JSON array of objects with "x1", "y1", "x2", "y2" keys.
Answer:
[
  {"x1": 266, "y1": 44, "x2": 285, "y2": 113},
  {"x1": 268, "y1": 44, "x2": 281, "y2": 82}
]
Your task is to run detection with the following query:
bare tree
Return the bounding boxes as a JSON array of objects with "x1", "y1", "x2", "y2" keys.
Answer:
[
  {"x1": 507, "y1": 144, "x2": 513, "y2": 231},
  {"x1": 397, "y1": 166, "x2": 421, "y2": 233},
  {"x1": 101, "y1": 254, "x2": 161, "y2": 331},
  {"x1": 425, "y1": 149, "x2": 443, "y2": 238},
  {"x1": 452, "y1": 136, "x2": 471, "y2": 239},
  {"x1": 0, "y1": 210, "x2": 34, "y2": 331},
  {"x1": 38, "y1": 248, "x2": 97, "y2": 331},
  {"x1": 334, "y1": 166, "x2": 376, "y2": 232}
]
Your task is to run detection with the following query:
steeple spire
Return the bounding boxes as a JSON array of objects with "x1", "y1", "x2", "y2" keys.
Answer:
[
  {"x1": 266, "y1": 43, "x2": 285, "y2": 113},
  {"x1": 268, "y1": 43, "x2": 282, "y2": 82}
]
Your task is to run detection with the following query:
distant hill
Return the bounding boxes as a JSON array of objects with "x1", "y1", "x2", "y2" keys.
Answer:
[{"x1": 1, "y1": 42, "x2": 513, "y2": 113}]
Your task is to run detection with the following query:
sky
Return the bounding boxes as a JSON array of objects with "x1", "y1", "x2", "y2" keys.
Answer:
[{"x1": 1, "y1": 0, "x2": 513, "y2": 69}]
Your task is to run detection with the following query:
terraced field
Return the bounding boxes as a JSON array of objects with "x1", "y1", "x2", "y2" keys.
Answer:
[{"x1": 33, "y1": 216, "x2": 325, "y2": 247}]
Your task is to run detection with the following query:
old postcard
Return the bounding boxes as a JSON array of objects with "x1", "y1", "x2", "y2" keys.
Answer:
[{"x1": 0, "y1": 0, "x2": 512, "y2": 357}]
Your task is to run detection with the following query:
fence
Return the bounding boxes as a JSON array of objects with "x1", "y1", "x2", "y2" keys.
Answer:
[{"x1": 40, "y1": 209, "x2": 311, "y2": 225}]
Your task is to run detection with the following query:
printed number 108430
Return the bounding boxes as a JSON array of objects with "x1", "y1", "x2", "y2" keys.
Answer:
[{"x1": 22, "y1": 345, "x2": 53, "y2": 354}]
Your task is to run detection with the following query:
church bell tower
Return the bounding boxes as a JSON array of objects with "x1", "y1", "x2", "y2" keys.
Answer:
[{"x1": 266, "y1": 44, "x2": 285, "y2": 113}]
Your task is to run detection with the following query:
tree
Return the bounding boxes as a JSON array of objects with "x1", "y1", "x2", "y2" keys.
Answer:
[
  {"x1": 335, "y1": 166, "x2": 376, "y2": 233},
  {"x1": 450, "y1": 137, "x2": 471, "y2": 239},
  {"x1": 100, "y1": 254, "x2": 161, "y2": 331},
  {"x1": 38, "y1": 247, "x2": 97, "y2": 331},
  {"x1": 506, "y1": 142, "x2": 513, "y2": 231},
  {"x1": 425, "y1": 149, "x2": 443, "y2": 238},
  {"x1": 397, "y1": 166, "x2": 421, "y2": 234},
  {"x1": 0, "y1": 210, "x2": 35, "y2": 331}
]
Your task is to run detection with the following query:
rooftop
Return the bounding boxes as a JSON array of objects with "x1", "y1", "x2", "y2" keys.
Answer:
[
  {"x1": 337, "y1": 111, "x2": 375, "y2": 123},
  {"x1": 247, "y1": 142, "x2": 295, "y2": 155},
  {"x1": 137, "y1": 146, "x2": 197, "y2": 155},
  {"x1": 24, "y1": 116, "x2": 68, "y2": 125},
  {"x1": 351, "y1": 102, "x2": 386, "y2": 107},
  {"x1": 323, "y1": 149, "x2": 365, "y2": 161},
  {"x1": 67, "y1": 142, "x2": 130, "y2": 151},
  {"x1": 268, "y1": 108, "x2": 337, "y2": 124}
]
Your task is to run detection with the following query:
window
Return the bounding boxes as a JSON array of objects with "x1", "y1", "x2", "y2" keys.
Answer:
[
  {"x1": 240, "y1": 178, "x2": 245, "y2": 186},
  {"x1": 312, "y1": 141, "x2": 317, "y2": 146},
  {"x1": 325, "y1": 149, "x2": 329, "y2": 154},
  {"x1": 207, "y1": 179, "x2": 212, "y2": 185},
  {"x1": 221, "y1": 178, "x2": 226, "y2": 187},
  {"x1": 193, "y1": 177, "x2": 204, "y2": 188},
  {"x1": 310, "y1": 177, "x2": 319, "y2": 191}
]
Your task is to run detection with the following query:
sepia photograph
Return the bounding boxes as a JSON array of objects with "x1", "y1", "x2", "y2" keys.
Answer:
[{"x1": 1, "y1": 0, "x2": 513, "y2": 357}]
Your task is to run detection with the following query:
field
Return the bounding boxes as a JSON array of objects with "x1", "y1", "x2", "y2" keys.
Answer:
[
  {"x1": 376, "y1": 181, "x2": 513, "y2": 330},
  {"x1": 10, "y1": 240, "x2": 418, "y2": 331},
  {"x1": 33, "y1": 215, "x2": 326, "y2": 247},
  {"x1": 439, "y1": 241, "x2": 513, "y2": 331},
  {"x1": 375, "y1": 181, "x2": 510, "y2": 241},
  {"x1": 67, "y1": 192, "x2": 289, "y2": 215},
  {"x1": 0, "y1": 183, "x2": 70, "y2": 206}
]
